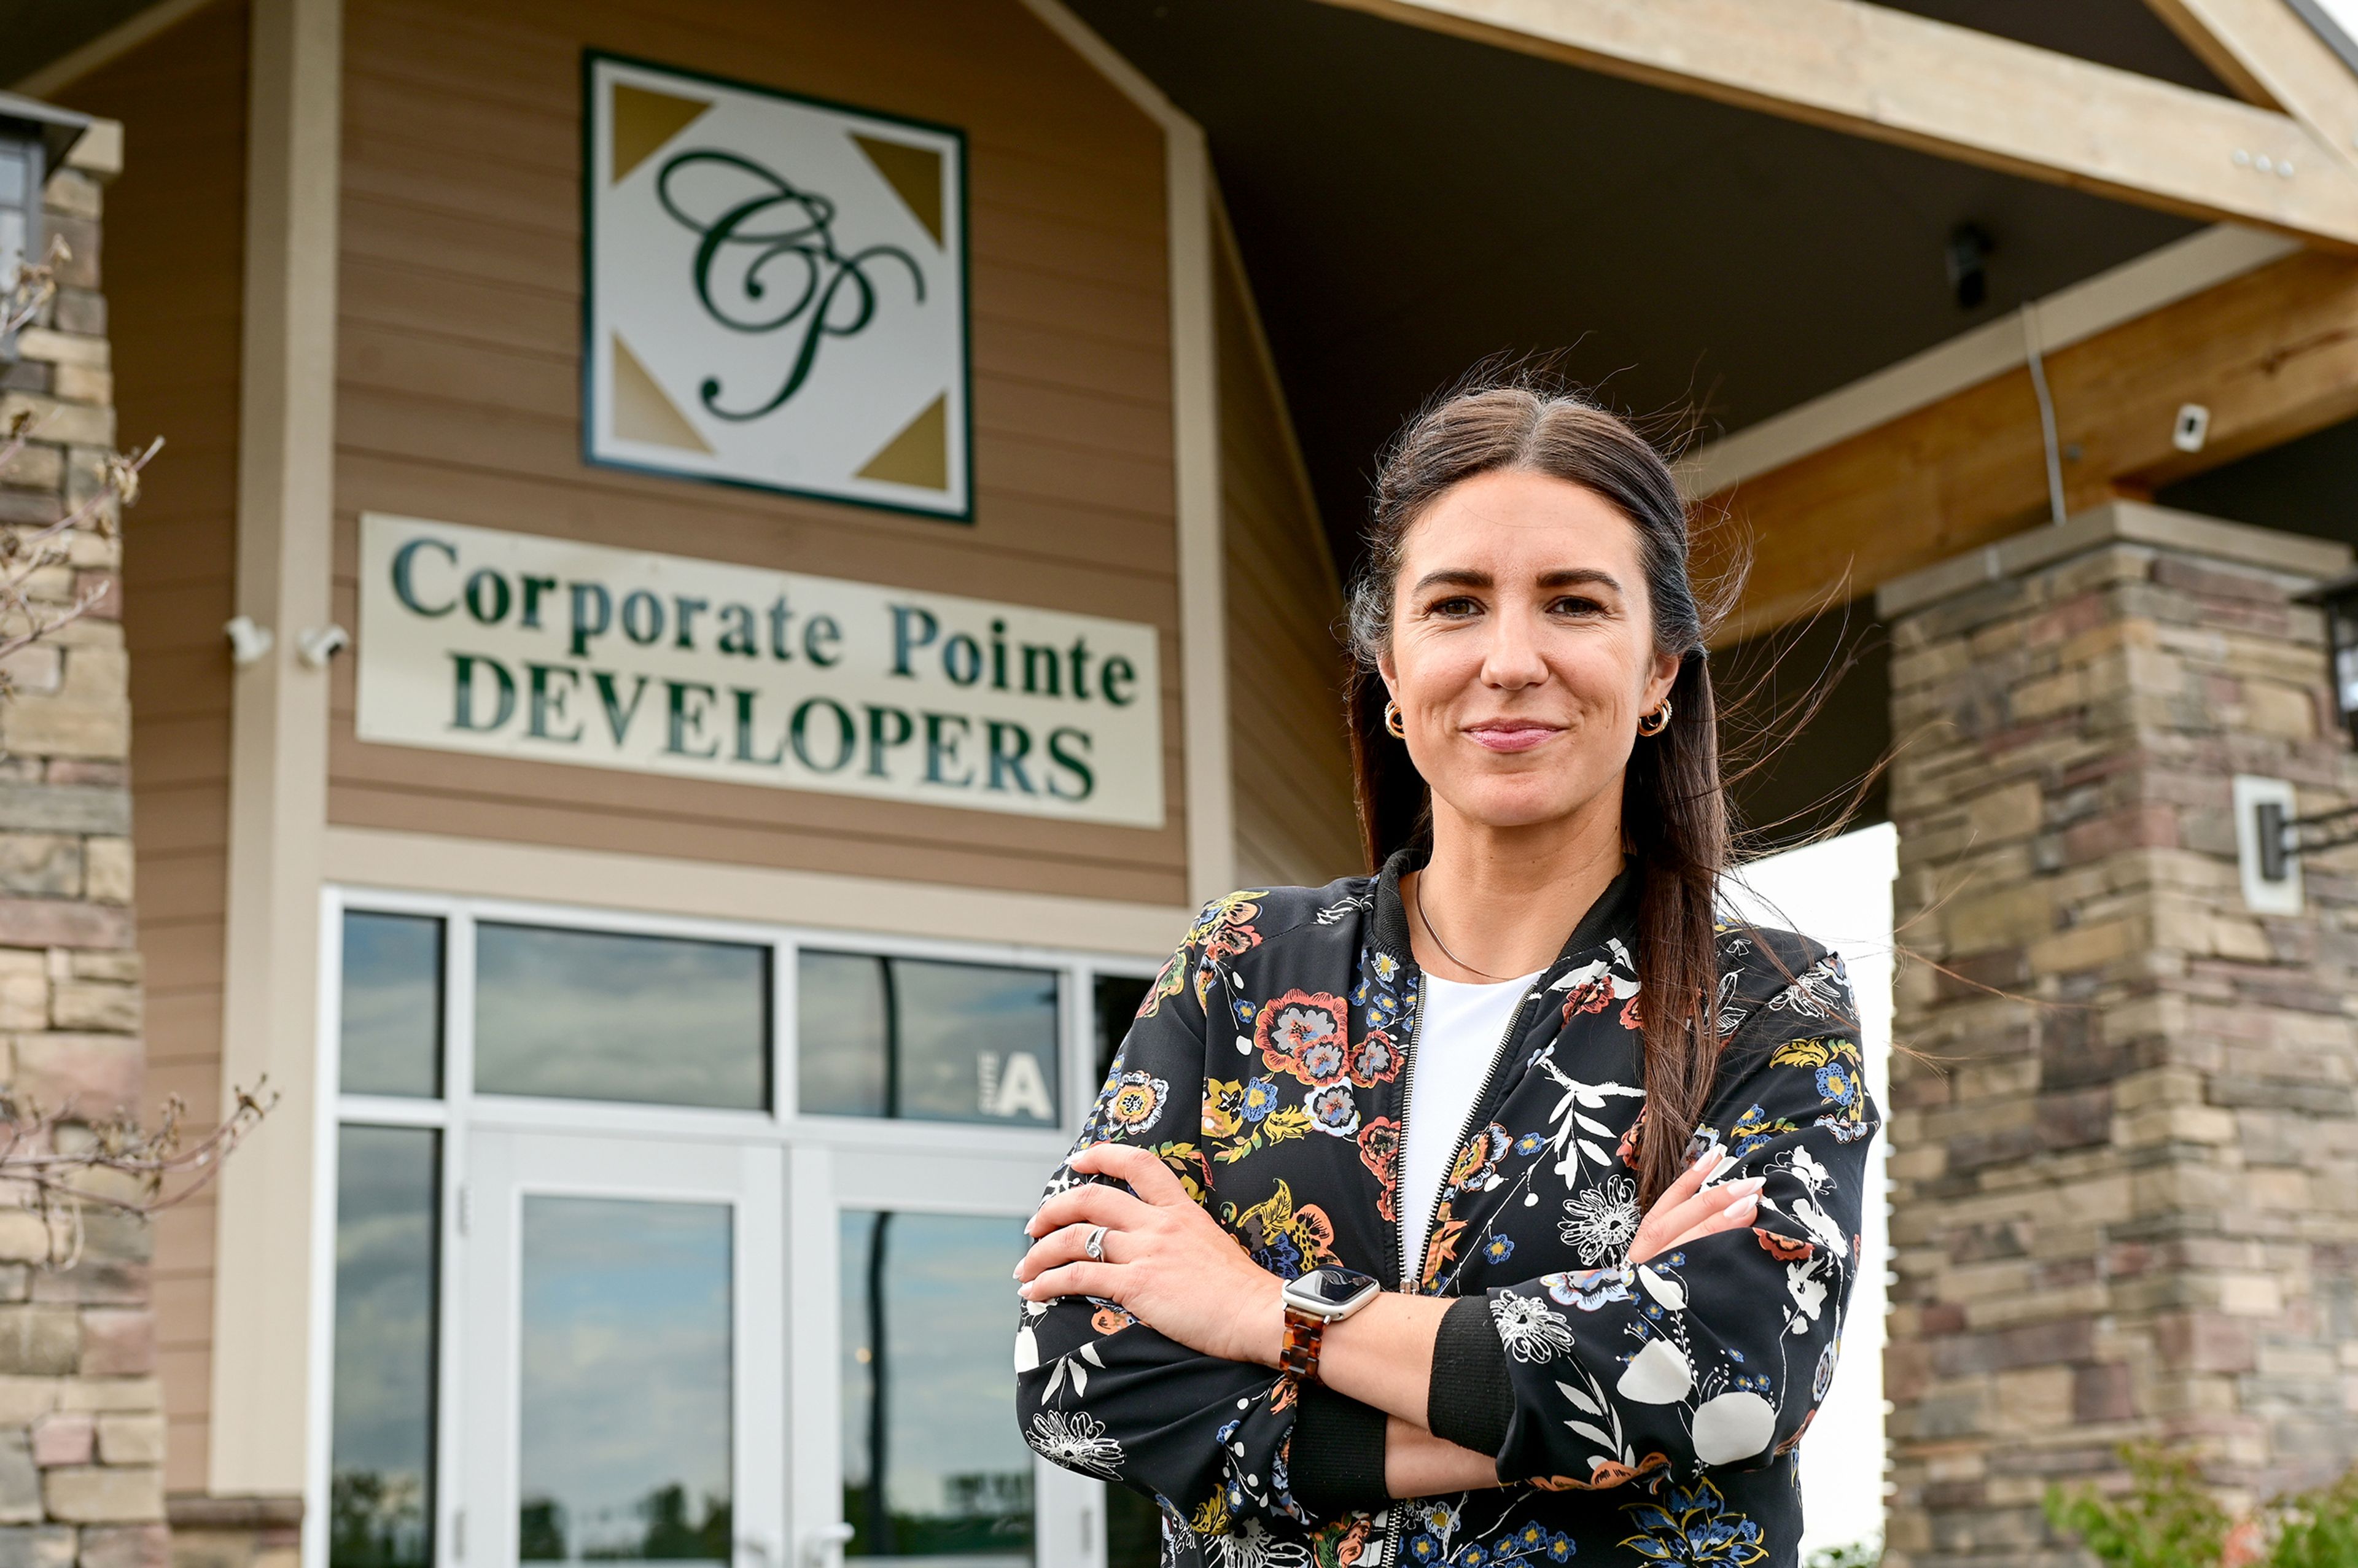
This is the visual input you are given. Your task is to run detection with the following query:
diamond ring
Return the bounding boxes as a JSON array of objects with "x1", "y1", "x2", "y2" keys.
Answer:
[{"x1": 1085, "y1": 1224, "x2": 1109, "y2": 1262}]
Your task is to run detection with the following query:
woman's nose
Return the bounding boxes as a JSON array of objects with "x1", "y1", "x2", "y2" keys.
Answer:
[{"x1": 1478, "y1": 610, "x2": 1549, "y2": 688}]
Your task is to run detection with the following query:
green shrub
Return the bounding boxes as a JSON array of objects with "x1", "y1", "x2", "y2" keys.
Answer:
[
  {"x1": 2045, "y1": 1447, "x2": 2358, "y2": 1568},
  {"x1": 2269, "y1": 1469, "x2": 2358, "y2": 1568},
  {"x1": 2045, "y1": 1448, "x2": 2231, "y2": 1568},
  {"x1": 1802, "y1": 1543, "x2": 1881, "y2": 1568}
]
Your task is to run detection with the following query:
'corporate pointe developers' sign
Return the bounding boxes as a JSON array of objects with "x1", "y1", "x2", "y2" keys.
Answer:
[{"x1": 356, "y1": 514, "x2": 1164, "y2": 828}]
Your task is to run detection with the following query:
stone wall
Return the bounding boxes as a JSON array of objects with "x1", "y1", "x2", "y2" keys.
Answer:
[
  {"x1": 0, "y1": 131, "x2": 167, "y2": 1568},
  {"x1": 1876, "y1": 502, "x2": 2358, "y2": 1566}
]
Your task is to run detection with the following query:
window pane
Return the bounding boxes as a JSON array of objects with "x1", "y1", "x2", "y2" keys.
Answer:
[
  {"x1": 520, "y1": 1197, "x2": 732, "y2": 1564},
  {"x1": 798, "y1": 954, "x2": 1059, "y2": 1126},
  {"x1": 475, "y1": 925, "x2": 769, "y2": 1109},
  {"x1": 796, "y1": 952, "x2": 887, "y2": 1117},
  {"x1": 841, "y1": 1211, "x2": 1033, "y2": 1568},
  {"x1": 341, "y1": 913, "x2": 443, "y2": 1098},
  {"x1": 1091, "y1": 973, "x2": 1153, "y2": 1092},
  {"x1": 330, "y1": 1125, "x2": 438, "y2": 1568},
  {"x1": 0, "y1": 209, "x2": 25, "y2": 298}
]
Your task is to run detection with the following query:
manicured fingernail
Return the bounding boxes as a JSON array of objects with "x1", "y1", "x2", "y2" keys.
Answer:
[
  {"x1": 1725, "y1": 1195, "x2": 1757, "y2": 1216},
  {"x1": 1737, "y1": 1176, "x2": 1765, "y2": 1191}
]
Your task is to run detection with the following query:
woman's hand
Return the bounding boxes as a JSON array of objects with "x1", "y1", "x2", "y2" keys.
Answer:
[
  {"x1": 1017, "y1": 1143, "x2": 1283, "y2": 1368},
  {"x1": 1627, "y1": 1144, "x2": 1762, "y2": 1266}
]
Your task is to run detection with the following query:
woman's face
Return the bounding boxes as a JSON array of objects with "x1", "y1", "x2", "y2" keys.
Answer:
[{"x1": 1379, "y1": 468, "x2": 1680, "y2": 834}]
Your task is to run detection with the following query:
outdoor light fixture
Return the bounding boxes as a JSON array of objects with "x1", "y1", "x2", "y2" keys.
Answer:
[
  {"x1": 2301, "y1": 567, "x2": 2358, "y2": 747},
  {"x1": 2248, "y1": 788, "x2": 2358, "y2": 882},
  {"x1": 0, "y1": 94, "x2": 87, "y2": 327},
  {"x1": 2232, "y1": 773, "x2": 2358, "y2": 916},
  {"x1": 2233, "y1": 569, "x2": 2358, "y2": 913}
]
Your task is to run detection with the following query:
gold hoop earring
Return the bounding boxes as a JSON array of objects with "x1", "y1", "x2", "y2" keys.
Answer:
[
  {"x1": 1638, "y1": 700, "x2": 1673, "y2": 737},
  {"x1": 1383, "y1": 700, "x2": 1407, "y2": 739}
]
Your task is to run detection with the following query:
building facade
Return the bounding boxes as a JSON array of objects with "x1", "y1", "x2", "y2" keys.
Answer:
[
  {"x1": 4, "y1": 2, "x2": 2358, "y2": 1567},
  {"x1": 47, "y1": 4, "x2": 1359, "y2": 1568}
]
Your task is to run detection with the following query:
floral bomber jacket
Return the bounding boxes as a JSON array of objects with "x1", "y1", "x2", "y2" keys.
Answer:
[{"x1": 1014, "y1": 853, "x2": 1879, "y2": 1568}]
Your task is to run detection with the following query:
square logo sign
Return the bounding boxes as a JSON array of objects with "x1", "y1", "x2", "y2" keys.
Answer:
[{"x1": 584, "y1": 53, "x2": 971, "y2": 519}]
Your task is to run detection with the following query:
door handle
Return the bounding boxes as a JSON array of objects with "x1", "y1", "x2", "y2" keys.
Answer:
[
  {"x1": 736, "y1": 1538, "x2": 782, "y2": 1567},
  {"x1": 800, "y1": 1523, "x2": 856, "y2": 1568}
]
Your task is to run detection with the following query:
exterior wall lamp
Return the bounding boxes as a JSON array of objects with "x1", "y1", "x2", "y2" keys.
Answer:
[
  {"x1": 2235, "y1": 569, "x2": 2358, "y2": 913},
  {"x1": 2302, "y1": 567, "x2": 2358, "y2": 747},
  {"x1": 0, "y1": 93, "x2": 89, "y2": 341}
]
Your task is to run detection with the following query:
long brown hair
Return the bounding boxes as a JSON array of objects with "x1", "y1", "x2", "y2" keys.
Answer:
[{"x1": 1343, "y1": 379, "x2": 1727, "y2": 1207}]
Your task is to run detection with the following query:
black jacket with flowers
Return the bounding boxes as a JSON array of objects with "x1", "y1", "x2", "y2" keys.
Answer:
[{"x1": 1014, "y1": 853, "x2": 1878, "y2": 1568}]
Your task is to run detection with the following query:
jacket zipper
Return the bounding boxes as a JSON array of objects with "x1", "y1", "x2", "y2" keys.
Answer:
[{"x1": 1385, "y1": 973, "x2": 1541, "y2": 1560}]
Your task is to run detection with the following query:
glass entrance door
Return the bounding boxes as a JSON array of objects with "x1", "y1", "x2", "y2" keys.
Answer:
[
  {"x1": 462, "y1": 1131, "x2": 787, "y2": 1568},
  {"x1": 325, "y1": 892, "x2": 1154, "y2": 1568},
  {"x1": 789, "y1": 1147, "x2": 1103, "y2": 1568}
]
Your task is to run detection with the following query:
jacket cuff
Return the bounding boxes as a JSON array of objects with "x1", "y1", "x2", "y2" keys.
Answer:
[
  {"x1": 1427, "y1": 1295, "x2": 1513, "y2": 1459},
  {"x1": 1289, "y1": 1382, "x2": 1390, "y2": 1517}
]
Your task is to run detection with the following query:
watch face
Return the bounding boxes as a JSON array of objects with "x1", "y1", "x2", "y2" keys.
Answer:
[{"x1": 1285, "y1": 1266, "x2": 1380, "y2": 1314}]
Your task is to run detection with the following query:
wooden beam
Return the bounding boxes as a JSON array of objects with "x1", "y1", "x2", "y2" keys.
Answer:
[
  {"x1": 2141, "y1": 0, "x2": 2283, "y2": 106},
  {"x1": 1677, "y1": 225, "x2": 2300, "y2": 499},
  {"x1": 1313, "y1": 0, "x2": 2358, "y2": 250},
  {"x1": 1705, "y1": 247, "x2": 2358, "y2": 642},
  {"x1": 2141, "y1": 0, "x2": 2358, "y2": 170}
]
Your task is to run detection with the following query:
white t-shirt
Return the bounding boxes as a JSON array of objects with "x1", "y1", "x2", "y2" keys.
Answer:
[{"x1": 1399, "y1": 970, "x2": 1543, "y2": 1283}]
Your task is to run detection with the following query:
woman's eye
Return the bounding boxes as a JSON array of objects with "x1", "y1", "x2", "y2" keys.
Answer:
[
  {"x1": 1550, "y1": 596, "x2": 1605, "y2": 617},
  {"x1": 1428, "y1": 596, "x2": 1483, "y2": 618}
]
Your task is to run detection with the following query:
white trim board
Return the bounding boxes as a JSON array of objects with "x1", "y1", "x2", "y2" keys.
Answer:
[
  {"x1": 1675, "y1": 223, "x2": 2302, "y2": 498},
  {"x1": 213, "y1": 0, "x2": 343, "y2": 1506},
  {"x1": 322, "y1": 826, "x2": 1194, "y2": 958},
  {"x1": 1017, "y1": 0, "x2": 1232, "y2": 909}
]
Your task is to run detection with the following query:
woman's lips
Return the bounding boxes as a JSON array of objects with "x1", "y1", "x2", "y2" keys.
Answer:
[{"x1": 1465, "y1": 720, "x2": 1560, "y2": 753}]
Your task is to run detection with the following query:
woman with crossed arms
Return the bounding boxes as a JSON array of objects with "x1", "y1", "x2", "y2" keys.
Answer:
[{"x1": 1013, "y1": 380, "x2": 1877, "y2": 1568}]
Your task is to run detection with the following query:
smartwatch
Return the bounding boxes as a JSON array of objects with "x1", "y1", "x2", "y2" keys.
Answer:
[{"x1": 1277, "y1": 1265, "x2": 1382, "y2": 1384}]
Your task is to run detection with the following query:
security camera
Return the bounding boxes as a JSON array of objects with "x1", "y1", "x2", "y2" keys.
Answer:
[
  {"x1": 224, "y1": 615, "x2": 274, "y2": 666},
  {"x1": 2173, "y1": 403, "x2": 2211, "y2": 454},
  {"x1": 297, "y1": 624, "x2": 350, "y2": 668},
  {"x1": 1946, "y1": 223, "x2": 1993, "y2": 311}
]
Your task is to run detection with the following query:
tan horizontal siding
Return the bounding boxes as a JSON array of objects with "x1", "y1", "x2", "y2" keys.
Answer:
[
  {"x1": 326, "y1": 783, "x2": 1185, "y2": 905},
  {"x1": 329, "y1": 451, "x2": 1177, "y2": 588},
  {"x1": 349, "y1": 0, "x2": 1164, "y2": 179},
  {"x1": 331, "y1": 0, "x2": 1185, "y2": 903},
  {"x1": 1216, "y1": 221, "x2": 1359, "y2": 890},
  {"x1": 61, "y1": 0, "x2": 249, "y2": 1494}
]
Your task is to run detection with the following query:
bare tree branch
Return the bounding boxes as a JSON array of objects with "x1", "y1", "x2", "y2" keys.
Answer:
[
  {"x1": 0, "y1": 236, "x2": 273, "y2": 1268},
  {"x1": 0, "y1": 1081, "x2": 279, "y2": 1268}
]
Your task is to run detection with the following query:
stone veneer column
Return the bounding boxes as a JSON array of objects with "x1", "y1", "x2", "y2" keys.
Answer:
[
  {"x1": 1875, "y1": 502, "x2": 2358, "y2": 1566},
  {"x1": 0, "y1": 133, "x2": 168, "y2": 1568}
]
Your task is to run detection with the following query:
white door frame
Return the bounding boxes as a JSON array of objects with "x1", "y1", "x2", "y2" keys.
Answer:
[
  {"x1": 812, "y1": 1143, "x2": 1107, "y2": 1568},
  {"x1": 315, "y1": 886, "x2": 1154, "y2": 1568},
  {"x1": 459, "y1": 1128, "x2": 788, "y2": 1568}
]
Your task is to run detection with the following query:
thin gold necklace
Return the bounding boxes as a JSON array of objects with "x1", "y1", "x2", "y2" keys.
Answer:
[{"x1": 1411, "y1": 875, "x2": 1516, "y2": 982}]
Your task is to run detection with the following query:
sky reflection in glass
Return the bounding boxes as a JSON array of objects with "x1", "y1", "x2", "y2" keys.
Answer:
[
  {"x1": 840, "y1": 1210, "x2": 1033, "y2": 1567},
  {"x1": 518, "y1": 1196, "x2": 733, "y2": 1564},
  {"x1": 798, "y1": 953, "x2": 1057, "y2": 1125},
  {"x1": 476, "y1": 924, "x2": 768, "y2": 1109},
  {"x1": 330, "y1": 1125, "x2": 438, "y2": 1568}
]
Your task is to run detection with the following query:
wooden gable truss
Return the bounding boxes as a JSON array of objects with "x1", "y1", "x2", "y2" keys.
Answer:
[{"x1": 1313, "y1": 0, "x2": 2358, "y2": 636}]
